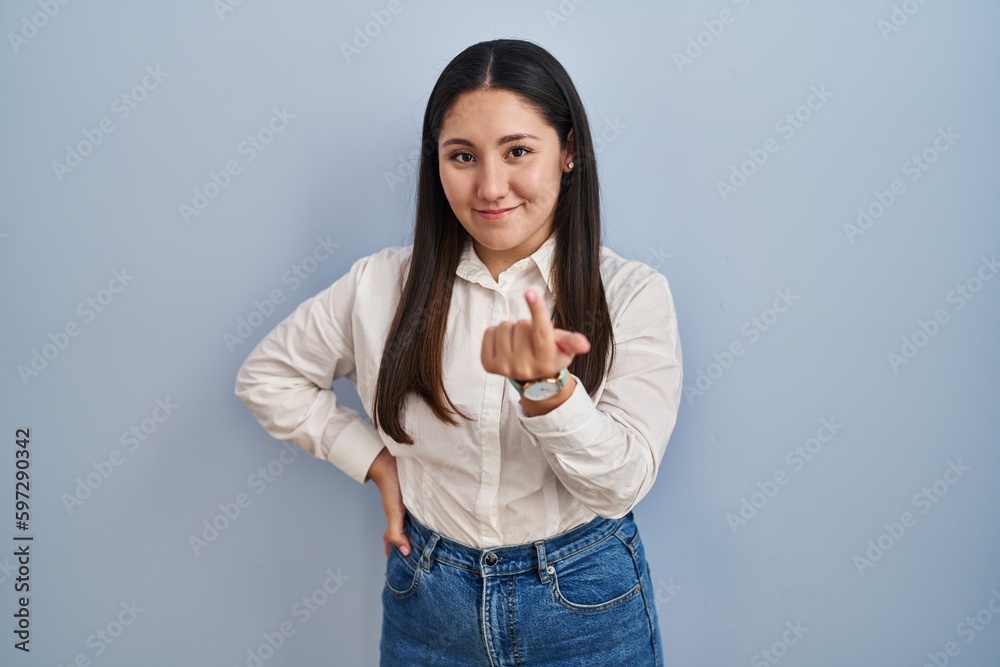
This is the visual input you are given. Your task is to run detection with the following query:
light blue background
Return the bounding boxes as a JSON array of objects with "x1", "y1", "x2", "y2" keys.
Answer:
[{"x1": 2, "y1": 1, "x2": 998, "y2": 665}]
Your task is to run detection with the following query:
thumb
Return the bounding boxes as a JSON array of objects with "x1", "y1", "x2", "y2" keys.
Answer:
[{"x1": 555, "y1": 330, "x2": 591, "y2": 355}]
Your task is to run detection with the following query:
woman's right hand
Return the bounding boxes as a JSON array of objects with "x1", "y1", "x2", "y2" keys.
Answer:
[{"x1": 365, "y1": 447, "x2": 412, "y2": 558}]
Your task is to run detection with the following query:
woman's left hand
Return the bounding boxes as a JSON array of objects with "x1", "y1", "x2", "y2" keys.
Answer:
[{"x1": 481, "y1": 289, "x2": 591, "y2": 380}]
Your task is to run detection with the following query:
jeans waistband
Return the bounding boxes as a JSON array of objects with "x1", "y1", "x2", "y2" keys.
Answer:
[{"x1": 402, "y1": 511, "x2": 633, "y2": 580}]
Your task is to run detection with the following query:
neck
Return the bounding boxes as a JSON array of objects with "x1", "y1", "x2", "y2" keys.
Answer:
[{"x1": 472, "y1": 231, "x2": 553, "y2": 282}]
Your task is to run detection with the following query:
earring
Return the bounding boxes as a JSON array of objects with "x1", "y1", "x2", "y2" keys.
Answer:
[{"x1": 567, "y1": 161, "x2": 575, "y2": 171}]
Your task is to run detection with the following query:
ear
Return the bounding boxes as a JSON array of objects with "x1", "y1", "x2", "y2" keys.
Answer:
[{"x1": 563, "y1": 128, "x2": 575, "y2": 169}]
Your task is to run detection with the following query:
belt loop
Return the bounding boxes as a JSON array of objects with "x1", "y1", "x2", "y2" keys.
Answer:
[
  {"x1": 534, "y1": 541, "x2": 550, "y2": 583},
  {"x1": 420, "y1": 533, "x2": 440, "y2": 573}
]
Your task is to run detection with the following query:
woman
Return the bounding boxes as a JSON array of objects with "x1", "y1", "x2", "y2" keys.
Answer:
[{"x1": 235, "y1": 38, "x2": 682, "y2": 666}]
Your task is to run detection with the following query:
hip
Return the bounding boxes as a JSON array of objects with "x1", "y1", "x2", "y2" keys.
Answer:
[{"x1": 380, "y1": 510, "x2": 664, "y2": 666}]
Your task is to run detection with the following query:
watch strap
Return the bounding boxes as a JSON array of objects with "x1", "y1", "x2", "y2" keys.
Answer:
[{"x1": 508, "y1": 367, "x2": 568, "y2": 397}]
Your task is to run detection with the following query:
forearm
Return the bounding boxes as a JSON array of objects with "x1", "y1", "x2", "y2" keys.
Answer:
[
  {"x1": 233, "y1": 286, "x2": 385, "y2": 484},
  {"x1": 364, "y1": 445, "x2": 393, "y2": 484},
  {"x1": 525, "y1": 384, "x2": 669, "y2": 518},
  {"x1": 517, "y1": 341, "x2": 681, "y2": 517}
]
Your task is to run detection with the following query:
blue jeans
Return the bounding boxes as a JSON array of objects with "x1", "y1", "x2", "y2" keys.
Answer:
[{"x1": 380, "y1": 510, "x2": 663, "y2": 666}]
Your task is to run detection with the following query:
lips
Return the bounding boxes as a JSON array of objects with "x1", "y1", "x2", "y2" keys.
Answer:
[{"x1": 475, "y1": 205, "x2": 519, "y2": 220}]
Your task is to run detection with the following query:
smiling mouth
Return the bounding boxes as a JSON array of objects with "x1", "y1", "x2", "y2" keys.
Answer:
[{"x1": 475, "y1": 205, "x2": 519, "y2": 219}]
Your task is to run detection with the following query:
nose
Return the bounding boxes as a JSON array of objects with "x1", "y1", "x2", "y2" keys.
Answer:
[{"x1": 476, "y1": 158, "x2": 509, "y2": 203}]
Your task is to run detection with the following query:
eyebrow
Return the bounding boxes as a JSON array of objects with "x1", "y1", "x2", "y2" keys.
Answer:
[{"x1": 440, "y1": 133, "x2": 541, "y2": 149}]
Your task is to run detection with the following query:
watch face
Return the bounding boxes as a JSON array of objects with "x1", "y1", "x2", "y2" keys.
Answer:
[{"x1": 523, "y1": 380, "x2": 560, "y2": 401}]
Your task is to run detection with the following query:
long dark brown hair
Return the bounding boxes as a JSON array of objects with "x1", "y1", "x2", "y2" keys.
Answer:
[{"x1": 372, "y1": 39, "x2": 615, "y2": 444}]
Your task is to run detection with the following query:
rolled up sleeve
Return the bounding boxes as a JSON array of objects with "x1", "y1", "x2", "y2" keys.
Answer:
[
  {"x1": 516, "y1": 272, "x2": 683, "y2": 518},
  {"x1": 234, "y1": 255, "x2": 386, "y2": 484}
]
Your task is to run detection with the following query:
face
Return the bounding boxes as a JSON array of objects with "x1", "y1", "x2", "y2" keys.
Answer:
[{"x1": 438, "y1": 88, "x2": 573, "y2": 280}]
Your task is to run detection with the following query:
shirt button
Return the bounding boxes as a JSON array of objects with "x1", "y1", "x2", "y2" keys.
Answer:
[{"x1": 483, "y1": 552, "x2": 498, "y2": 566}]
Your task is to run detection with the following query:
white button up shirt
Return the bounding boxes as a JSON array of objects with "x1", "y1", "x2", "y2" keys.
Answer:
[{"x1": 234, "y1": 232, "x2": 683, "y2": 548}]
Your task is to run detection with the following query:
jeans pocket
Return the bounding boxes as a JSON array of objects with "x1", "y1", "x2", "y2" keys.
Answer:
[
  {"x1": 549, "y1": 534, "x2": 643, "y2": 614},
  {"x1": 384, "y1": 545, "x2": 421, "y2": 599}
]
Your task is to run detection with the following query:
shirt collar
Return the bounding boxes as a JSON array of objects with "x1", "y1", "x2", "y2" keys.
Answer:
[{"x1": 455, "y1": 232, "x2": 557, "y2": 293}]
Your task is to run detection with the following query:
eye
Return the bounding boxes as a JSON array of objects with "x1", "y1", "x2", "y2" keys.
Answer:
[
  {"x1": 448, "y1": 151, "x2": 474, "y2": 164},
  {"x1": 508, "y1": 145, "x2": 532, "y2": 158}
]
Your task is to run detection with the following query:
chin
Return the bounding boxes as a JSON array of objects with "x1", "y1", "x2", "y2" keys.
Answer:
[{"x1": 472, "y1": 230, "x2": 528, "y2": 248}]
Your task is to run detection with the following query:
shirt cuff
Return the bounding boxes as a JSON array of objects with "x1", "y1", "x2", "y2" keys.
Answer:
[
  {"x1": 329, "y1": 418, "x2": 386, "y2": 484},
  {"x1": 515, "y1": 373, "x2": 596, "y2": 451}
]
